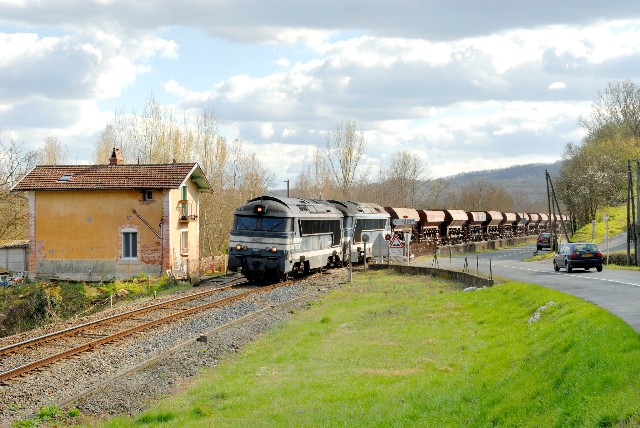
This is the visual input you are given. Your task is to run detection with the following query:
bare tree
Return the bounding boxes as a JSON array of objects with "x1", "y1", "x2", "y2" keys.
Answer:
[
  {"x1": 378, "y1": 151, "x2": 429, "y2": 207},
  {"x1": 0, "y1": 137, "x2": 37, "y2": 240},
  {"x1": 94, "y1": 124, "x2": 117, "y2": 164},
  {"x1": 425, "y1": 178, "x2": 449, "y2": 208},
  {"x1": 199, "y1": 139, "x2": 273, "y2": 257},
  {"x1": 442, "y1": 180, "x2": 514, "y2": 212},
  {"x1": 579, "y1": 79, "x2": 640, "y2": 145},
  {"x1": 292, "y1": 147, "x2": 335, "y2": 199},
  {"x1": 36, "y1": 137, "x2": 69, "y2": 165},
  {"x1": 98, "y1": 95, "x2": 200, "y2": 165},
  {"x1": 93, "y1": 108, "x2": 131, "y2": 164},
  {"x1": 325, "y1": 119, "x2": 368, "y2": 198},
  {"x1": 291, "y1": 166, "x2": 313, "y2": 198},
  {"x1": 1, "y1": 139, "x2": 36, "y2": 189}
]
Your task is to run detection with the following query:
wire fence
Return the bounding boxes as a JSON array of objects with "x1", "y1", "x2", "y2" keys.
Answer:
[{"x1": 422, "y1": 250, "x2": 493, "y2": 281}]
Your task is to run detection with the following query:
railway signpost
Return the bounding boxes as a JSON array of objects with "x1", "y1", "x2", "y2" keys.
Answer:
[
  {"x1": 392, "y1": 218, "x2": 416, "y2": 226},
  {"x1": 389, "y1": 235, "x2": 404, "y2": 261},
  {"x1": 391, "y1": 218, "x2": 415, "y2": 265}
]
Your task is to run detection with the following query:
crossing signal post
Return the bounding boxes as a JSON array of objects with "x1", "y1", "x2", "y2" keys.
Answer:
[
  {"x1": 388, "y1": 234, "x2": 404, "y2": 262},
  {"x1": 391, "y1": 218, "x2": 416, "y2": 264}
]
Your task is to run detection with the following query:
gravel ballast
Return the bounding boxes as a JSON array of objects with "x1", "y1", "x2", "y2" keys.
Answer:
[{"x1": 0, "y1": 270, "x2": 347, "y2": 426}]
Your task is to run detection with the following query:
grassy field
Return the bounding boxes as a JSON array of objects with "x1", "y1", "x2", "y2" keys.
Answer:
[{"x1": 72, "y1": 270, "x2": 640, "y2": 428}]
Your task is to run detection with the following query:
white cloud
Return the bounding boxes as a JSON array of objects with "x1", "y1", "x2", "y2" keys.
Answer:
[
  {"x1": 0, "y1": 2, "x2": 638, "y2": 183},
  {"x1": 282, "y1": 127, "x2": 296, "y2": 137},
  {"x1": 276, "y1": 57, "x2": 290, "y2": 68},
  {"x1": 549, "y1": 82, "x2": 567, "y2": 90},
  {"x1": 260, "y1": 123, "x2": 275, "y2": 138}
]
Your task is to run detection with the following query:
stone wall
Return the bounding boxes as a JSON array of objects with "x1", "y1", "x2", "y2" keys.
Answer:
[
  {"x1": 414, "y1": 235, "x2": 537, "y2": 257},
  {"x1": 368, "y1": 264, "x2": 494, "y2": 288}
]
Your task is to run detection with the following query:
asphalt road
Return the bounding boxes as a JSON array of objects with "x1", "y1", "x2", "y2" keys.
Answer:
[
  {"x1": 416, "y1": 243, "x2": 640, "y2": 333},
  {"x1": 598, "y1": 231, "x2": 635, "y2": 254}
]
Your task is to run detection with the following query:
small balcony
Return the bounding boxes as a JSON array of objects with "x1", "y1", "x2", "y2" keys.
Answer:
[{"x1": 177, "y1": 200, "x2": 198, "y2": 223}]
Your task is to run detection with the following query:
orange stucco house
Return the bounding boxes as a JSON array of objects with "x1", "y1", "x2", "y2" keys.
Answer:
[{"x1": 11, "y1": 149, "x2": 211, "y2": 281}]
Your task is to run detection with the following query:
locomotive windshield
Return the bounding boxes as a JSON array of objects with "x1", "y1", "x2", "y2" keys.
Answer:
[
  {"x1": 234, "y1": 215, "x2": 291, "y2": 232},
  {"x1": 354, "y1": 218, "x2": 388, "y2": 242}
]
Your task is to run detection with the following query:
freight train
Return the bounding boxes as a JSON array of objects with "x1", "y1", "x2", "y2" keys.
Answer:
[{"x1": 227, "y1": 195, "x2": 565, "y2": 282}]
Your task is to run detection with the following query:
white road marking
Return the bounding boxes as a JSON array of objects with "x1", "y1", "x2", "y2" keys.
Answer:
[{"x1": 499, "y1": 265, "x2": 640, "y2": 287}]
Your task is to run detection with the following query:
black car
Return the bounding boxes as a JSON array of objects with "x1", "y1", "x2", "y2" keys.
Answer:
[
  {"x1": 553, "y1": 242, "x2": 603, "y2": 273},
  {"x1": 537, "y1": 233, "x2": 551, "y2": 250}
]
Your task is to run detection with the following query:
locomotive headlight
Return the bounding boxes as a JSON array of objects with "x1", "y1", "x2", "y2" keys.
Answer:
[
  {"x1": 269, "y1": 246, "x2": 278, "y2": 253},
  {"x1": 235, "y1": 244, "x2": 242, "y2": 251}
]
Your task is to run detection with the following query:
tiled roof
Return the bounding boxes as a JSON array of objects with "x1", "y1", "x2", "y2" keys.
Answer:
[
  {"x1": 0, "y1": 240, "x2": 28, "y2": 249},
  {"x1": 11, "y1": 163, "x2": 211, "y2": 192}
]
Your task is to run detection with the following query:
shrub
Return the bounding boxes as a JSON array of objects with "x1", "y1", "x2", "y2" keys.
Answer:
[
  {"x1": 36, "y1": 405, "x2": 61, "y2": 420},
  {"x1": 607, "y1": 251, "x2": 636, "y2": 266},
  {"x1": 58, "y1": 282, "x2": 89, "y2": 318}
]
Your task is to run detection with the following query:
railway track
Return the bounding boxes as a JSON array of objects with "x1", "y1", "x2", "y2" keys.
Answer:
[
  {"x1": 0, "y1": 269, "x2": 347, "y2": 425},
  {"x1": 0, "y1": 273, "x2": 291, "y2": 383}
]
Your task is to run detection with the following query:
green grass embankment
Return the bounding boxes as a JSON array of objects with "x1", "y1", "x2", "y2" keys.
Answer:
[
  {"x1": 90, "y1": 270, "x2": 640, "y2": 427},
  {"x1": 571, "y1": 205, "x2": 627, "y2": 243}
]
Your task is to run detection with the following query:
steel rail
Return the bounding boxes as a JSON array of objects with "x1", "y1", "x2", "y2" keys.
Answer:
[
  {"x1": 0, "y1": 275, "x2": 245, "y2": 357},
  {"x1": 0, "y1": 280, "x2": 277, "y2": 382},
  {"x1": 59, "y1": 292, "x2": 310, "y2": 409}
]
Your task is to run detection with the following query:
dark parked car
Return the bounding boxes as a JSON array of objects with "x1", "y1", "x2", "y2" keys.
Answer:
[
  {"x1": 553, "y1": 242, "x2": 603, "y2": 273},
  {"x1": 537, "y1": 233, "x2": 551, "y2": 250}
]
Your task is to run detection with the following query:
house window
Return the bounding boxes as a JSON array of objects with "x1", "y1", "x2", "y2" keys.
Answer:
[
  {"x1": 143, "y1": 190, "x2": 153, "y2": 201},
  {"x1": 181, "y1": 186, "x2": 188, "y2": 217},
  {"x1": 181, "y1": 230, "x2": 189, "y2": 255},
  {"x1": 122, "y1": 229, "x2": 138, "y2": 259}
]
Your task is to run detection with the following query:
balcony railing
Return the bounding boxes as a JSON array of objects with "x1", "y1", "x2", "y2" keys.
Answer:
[{"x1": 178, "y1": 200, "x2": 198, "y2": 222}]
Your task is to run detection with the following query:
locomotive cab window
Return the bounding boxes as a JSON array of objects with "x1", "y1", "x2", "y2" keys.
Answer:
[{"x1": 234, "y1": 215, "x2": 291, "y2": 232}]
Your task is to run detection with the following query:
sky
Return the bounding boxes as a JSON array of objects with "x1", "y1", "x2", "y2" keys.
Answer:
[{"x1": 2, "y1": 1, "x2": 640, "y2": 183}]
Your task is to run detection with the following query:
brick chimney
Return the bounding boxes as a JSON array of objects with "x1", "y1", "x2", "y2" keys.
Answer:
[{"x1": 109, "y1": 148, "x2": 124, "y2": 165}]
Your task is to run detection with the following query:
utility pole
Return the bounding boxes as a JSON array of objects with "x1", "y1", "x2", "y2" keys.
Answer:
[
  {"x1": 545, "y1": 170, "x2": 555, "y2": 250},
  {"x1": 632, "y1": 162, "x2": 637, "y2": 266},
  {"x1": 636, "y1": 160, "x2": 640, "y2": 266},
  {"x1": 627, "y1": 160, "x2": 632, "y2": 265},
  {"x1": 284, "y1": 179, "x2": 290, "y2": 198},
  {"x1": 545, "y1": 170, "x2": 570, "y2": 244},
  {"x1": 545, "y1": 170, "x2": 552, "y2": 226}
]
